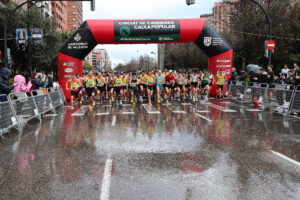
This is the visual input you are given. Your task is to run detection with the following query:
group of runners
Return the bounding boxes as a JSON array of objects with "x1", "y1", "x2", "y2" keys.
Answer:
[{"x1": 66, "y1": 69, "x2": 227, "y2": 109}]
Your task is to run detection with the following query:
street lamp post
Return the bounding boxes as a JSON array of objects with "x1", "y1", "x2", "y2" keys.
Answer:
[
  {"x1": 248, "y1": 0, "x2": 273, "y2": 65},
  {"x1": 151, "y1": 51, "x2": 157, "y2": 70},
  {"x1": 3, "y1": 0, "x2": 95, "y2": 69},
  {"x1": 3, "y1": 0, "x2": 34, "y2": 68},
  {"x1": 186, "y1": 0, "x2": 273, "y2": 65}
]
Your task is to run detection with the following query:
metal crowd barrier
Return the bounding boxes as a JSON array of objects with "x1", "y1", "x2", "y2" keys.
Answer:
[
  {"x1": 47, "y1": 87, "x2": 64, "y2": 113},
  {"x1": 0, "y1": 86, "x2": 65, "y2": 136},
  {"x1": 289, "y1": 85, "x2": 300, "y2": 115},
  {"x1": 31, "y1": 88, "x2": 53, "y2": 116},
  {"x1": 8, "y1": 92, "x2": 41, "y2": 125},
  {"x1": 227, "y1": 81, "x2": 300, "y2": 115},
  {"x1": 265, "y1": 84, "x2": 295, "y2": 114},
  {"x1": 227, "y1": 81, "x2": 246, "y2": 100},
  {"x1": 0, "y1": 94, "x2": 22, "y2": 136}
]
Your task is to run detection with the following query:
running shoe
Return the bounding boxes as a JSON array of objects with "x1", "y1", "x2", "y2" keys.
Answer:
[
  {"x1": 89, "y1": 105, "x2": 93, "y2": 110},
  {"x1": 112, "y1": 97, "x2": 115, "y2": 102},
  {"x1": 93, "y1": 102, "x2": 96, "y2": 106},
  {"x1": 148, "y1": 102, "x2": 152, "y2": 106},
  {"x1": 71, "y1": 106, "x2": 74, "y2": 110},
  {"x1": 157, "y1": 99, "x2": 160, "y2": 103},
  {"x1": 120, "y1": 101, "x2": 123, "y2": 106},
  {"x1": 116, "y1": 101, "x2": 119, "y2": 107}
]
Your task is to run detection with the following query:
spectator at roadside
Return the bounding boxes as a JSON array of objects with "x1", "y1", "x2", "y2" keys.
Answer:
[
  {"x1": 31, "y1": 73, "x2": 44, "y2": 91},
  {"x1": 13, "y1": 72, "x2": 32, "y2": 94},
  {"x1": 280, "y1": 64, "x2": 289, "y2": 77},
  {"x1": 253, "y1": 68, "x2": 268, "y2": 83},
  {"x1": 229, "y1": 68, "x2": 238, "y2": 82},
  {"x1": 284, "y1": 69, "x2": 296, "y2": 85},
  {"x1": 238, "y1": 68, "x2": 247, "y2": 82},
  {"x1": 267, "y1": 65, "x2": 275, "y2": 85},
  {"x1": 0, "y1": 68, "x2": 16, "y2": 102},
  {"x1": 294, "y1": 64, "x2": 300, "y2": 85},
  {"x1": 45, "y1": 72, "x2": 53, "y2": 88}
]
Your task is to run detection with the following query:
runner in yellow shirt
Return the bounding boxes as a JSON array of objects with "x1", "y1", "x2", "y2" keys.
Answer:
[
  {"x1": 216, "y1": 69, "x2": 227, "y2": 100},
  {"x1": 114, "y1": 72, "x2": 124, "y2": 106}
]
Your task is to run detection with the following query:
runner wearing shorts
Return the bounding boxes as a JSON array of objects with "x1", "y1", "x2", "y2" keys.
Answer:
[
  {"x1": 114, "y1": 73, "x2": 124, "y2": 106},
  {"x1": 216, "y1": 69, "x2": 226, "y2": 100},
  {"x1": 66, "y1": 75, "x2": 81, "y2": 109},
  {"x1": 156, "y1": 70, "x2": 164, "y2": 103},
  {"x1": 139, "y1": 72, "x2": 146, "y2": 101},
  {"x1": 164, "y1": 70, "x2": 175, "y2": 104},
  {"x1": 146, "y1": 71, "x2": 155, "y2": 105},
  {"x1": 200, "y1": 70, "x2": 210, "y2": 100},
  {"x1": 191, "y1": 71, "x2": 199, "y2": 102},
  {"x1": 85, "y1": 71, "x2": 96, "y2": 109},
  {"x1": 130, "y1": 73, "x2": 139, "y2": 105},
  {"x1": 96, "y1": 72, "x2": 105, "y2": 104},
  {"x1": 107, "y1": 73, "x2": 115, "y2": 104},
  {"x1": 175, "y1": 73, "x2": 184, "y2": 101}
]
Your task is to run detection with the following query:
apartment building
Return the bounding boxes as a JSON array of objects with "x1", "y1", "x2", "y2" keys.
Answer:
[
  {"x1": 66, "y1": 1, "x2": 83, "y2": 31},
  {"x1": 51, "y1": 1, "x2": 67, "y2": 32}
]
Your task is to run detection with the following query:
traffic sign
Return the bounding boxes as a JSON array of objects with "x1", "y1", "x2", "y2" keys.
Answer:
[{"x1": 266, "y1": 40, "x2": 276, "y2": 51}]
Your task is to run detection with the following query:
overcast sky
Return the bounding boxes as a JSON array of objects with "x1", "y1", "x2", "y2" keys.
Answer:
[{"x1": 82, "y1": 0, "x2": 216, "y2": 68}]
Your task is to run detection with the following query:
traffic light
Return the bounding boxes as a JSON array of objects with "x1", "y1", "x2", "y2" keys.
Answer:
[{"x1": 186, "y1": 0, "x2": 195, "y2": 5}]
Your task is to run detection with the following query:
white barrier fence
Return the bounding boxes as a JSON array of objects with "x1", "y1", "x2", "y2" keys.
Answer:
[{"x1": 0, "y1": 87, "x2": 65, "y2": 136}]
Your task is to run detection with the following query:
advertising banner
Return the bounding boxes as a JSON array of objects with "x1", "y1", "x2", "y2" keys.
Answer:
[
  {"x1": 16, "y1": 29, "x2": 28, "y2": 45},
  {"x1": 31, "y1": 28, "x2": 43, "y2": 45},
  {"x1": 114, "y1": 20, "x2": 180, "y2": 42},
  {"x1": 58, "y1": 53, "x2": 83, "y2": 100}
]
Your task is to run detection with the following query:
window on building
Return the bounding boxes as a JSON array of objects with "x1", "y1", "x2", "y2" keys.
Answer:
[{"x1": 73, "y1": 18, "x2": 77, "y2": 21}]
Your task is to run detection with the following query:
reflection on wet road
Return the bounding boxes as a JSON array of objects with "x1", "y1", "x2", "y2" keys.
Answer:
[{"x1": 0, "y1": 100, "x2": 299, "y2": 200}]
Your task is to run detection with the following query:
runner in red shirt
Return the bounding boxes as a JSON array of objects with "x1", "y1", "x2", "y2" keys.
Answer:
[{"x1": 164, "y1": 70, "x2": 175, "y2": 104}]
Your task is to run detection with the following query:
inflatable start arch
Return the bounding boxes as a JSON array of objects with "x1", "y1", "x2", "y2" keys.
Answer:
[{"x1": 58, "y1": 18, "x2": 233, "y2": 100}]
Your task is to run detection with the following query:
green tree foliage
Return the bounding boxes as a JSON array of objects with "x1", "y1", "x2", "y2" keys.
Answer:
[
  {"x1": 226, "y1": 0, "x2": 300, "y2": 73},
  {"x1": 83, "y1": 60, "x2": 94, "y2": 71},
  {"x1": 0, "y1": 3, "x2": 72, "y2": 74},
  {"x1": 115, "y1": 55, "x2": 156, "y2": 72},
  {"x1": 164, "y1": 43, "x2": 208, "y2": 71}
]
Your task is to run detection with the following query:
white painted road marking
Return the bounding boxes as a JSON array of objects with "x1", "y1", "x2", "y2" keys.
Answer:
[
  {"x1": 270, "y1": 150, "x2": 300, "y2": 167},
  {"x1": 122, "y1": 112, "x2": 135, "y2": 115},
  {"x1": 199, "y1": 101, "x2": 212, "y2": 105},
  {"x1": 208, "y1": 104, "x2": 237, "y2": 113},
  {"x1": 246, "y1": 109, "x2": 262, "y2": 112},
  {"x1": 196, "y1": 110, "x2": 211, "y2": 113},
  {"x1": 71, "y1": 106, "x2": 89, "y2": 116},
  {"x1": 111, "y1": 115, "x2": 116, "y2": 126},
  {"x1": 168, "y1": 106, "x2": 186, "y2": 114},
  {"x1": 161, "y1": 103, "x2": 172, "y2": 106},
  {"x1": 220, "y1": 102, "x2": 231, "y2": 104},
  {"x1": 181, "y1": 103, "x2": 192, "y2": 106},
  {"x1": 44, "y1": 114, "x2": 58, "y2": 117},
  {"x1": 100, "y1": 155, "x2": 113, "y2": 200},
  {"x1": 96, "y1": 113, "x2": 110, "y2": 116},
  {"x1": 142, "y1": 104, "x2": 160, "y2": 114},
  {"x1": 121, "y1": 104, "x2": 132, "y2": 107},
  {"x1": 195, "y1": 113, "x2": 212, "y2": 123}
]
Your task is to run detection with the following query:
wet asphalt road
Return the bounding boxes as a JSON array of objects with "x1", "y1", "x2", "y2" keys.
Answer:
[{"x1": 0, "y1": 99, "x2": 300, "y2": 200}]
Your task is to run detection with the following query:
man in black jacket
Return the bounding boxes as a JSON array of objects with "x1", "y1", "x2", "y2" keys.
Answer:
[
  {"x1": 0, "y1": 68, "x2": 15, "y2": 102},
  {"x1": 253, "y1": 68, "x2": 268, "y2": 83}
]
